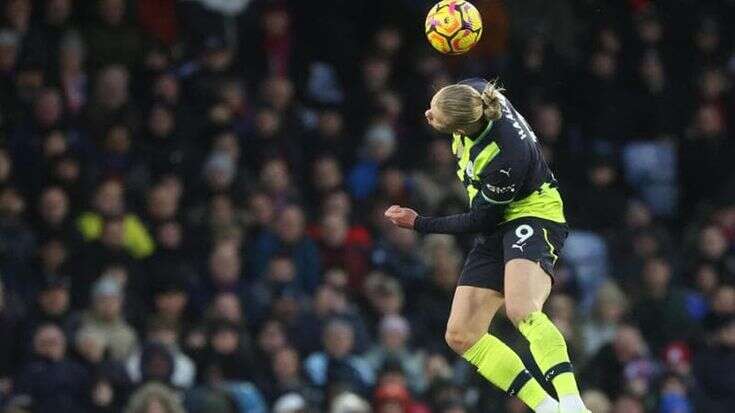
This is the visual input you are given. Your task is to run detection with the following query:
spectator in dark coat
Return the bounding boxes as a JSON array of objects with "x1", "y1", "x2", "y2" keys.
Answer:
[
  {"x1": 83, "y1": 0, "x2": 141, "y2": 70},
  {"x1": 582, "y1": 324, "x2": 657, "y2": 400},
  {"x1": 304, "y1": 319, "x2": 373, "y2": 396},
  {"x1": 15, "y1": 323, "x2": 90, "y2": 413},
  {"x1": 245, "y1": 254, "x2": 303, "y2": 324},
  {"x1": 567, "y1": 159, "x2": 628, "y2": 234},
  {"x1": 19, "y1": 275, "x2": 77, "y2": 354},
  {"x1": 84, "y1": 65, "x2": 140, "y2": 143},
  {"x1": 73, "y1": 327, "x2": 132, "y2": 412},
  {"x1": 190, "y1": 238, "x2": 247, "y2": 313},
  {"x1": 631, "y1": 257, "x2": 697, "y2": 353},
  {"x1": 371, "y1": 225, "x2": 427, "y2": 288},
  {"x1": 0, "y1": 186, "x2": 35, "y2": 281},
  {"x1": 259, "y1": 345, "x2": 317, "y2": 405},
  {"x1": 290, "y1": 284, "x2": 371, "y2": 356},
  {"x1": 196, "y1": 319, "x2": 254, "y2": 383},
  {"x1": 693, "y1": 314, "x2": 735, "y2": 412},
  {"x1": 34, "y1": 186, "x2": 82, "y2": 250},
  {"x1": 0, "y1": 279, "x2": 21, "y2": 398},
  {"x1": 7, "y1": 88, "x2": 67, "y2": 191},
  {"x1": 250, "y1": 205, "x2": 321, "y2": 294}
]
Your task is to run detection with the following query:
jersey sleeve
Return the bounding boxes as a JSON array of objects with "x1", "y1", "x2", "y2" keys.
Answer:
[{"x1": 413, "y1": 205, "x2": 504, "y2": 234}]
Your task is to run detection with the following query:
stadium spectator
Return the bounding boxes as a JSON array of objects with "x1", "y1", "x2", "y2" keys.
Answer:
[
  {"x1": 365, "y1": 315, "x2": 426, "y2": 393},
  {"x1": 311, "y1": 211, "x2": 372, "y2": 290},
  {"x1": 76, "y1": 179, "x2": 153, "y2": 259},
  {"x1": 79, "y1": 276, "x2": 138, "y2": 361},
  {"x1": 122, "y1": 382, "x2": 184, "y2": 413},
  {"x1": 15, "y1": 323, "x2": 89, "y2": 413},
  {"x1": 632, "y1": 257, "x2": 697, "y2": 352},
  {"x1": 259, "y1": 346, "x2": 304, "y2": 402},
  {"x1": 20, "y1": 274, "x2": 75, "y2": 347},
  {"x1": 190, "y1": 238, "x2": 246, "y2": 313},
  {"x1": 74, "y1": 327, "x2": 131, "y2": 412},
  {"x1": 304, "y1": 318, "x2": 374, "y2": 395},
  {"x1": 582, "y1": 324, "x2": 657, "y2": 399},
  {"x1": 250, "y1": 204, "x2": 321, "y2": 294},
  {"x1": 580, "y1": 281, "x2": 629, "y2": 359},
  {"x1": 694, "y1": 313, "x2": 735, "y2": 411},
  {"x1": 126, "y1": 315, "x2": 195, "y2": 389}
]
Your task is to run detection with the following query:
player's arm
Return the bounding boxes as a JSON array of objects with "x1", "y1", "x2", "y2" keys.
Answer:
[
  {"x1": 417, "y1": 206, "x2": 504, "y2": 234},
  {"x1": 384, "y1": 205, "x2": 503, "y2": 234},
  {"x1": 385, "y1": 162, "x2": 523, "y2": 234}
]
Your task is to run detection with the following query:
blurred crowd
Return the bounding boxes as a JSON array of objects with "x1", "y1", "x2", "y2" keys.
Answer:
[{"x1": 0, "y1": 0, "x2": 734, "y2": 412}]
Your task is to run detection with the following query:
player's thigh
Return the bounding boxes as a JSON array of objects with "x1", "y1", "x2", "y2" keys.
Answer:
[
  {"x1": 501, "y1": 218, "x2": 567, "y2": 325},
  {"x1": 445, "y1": 285, "x2": 504, "y2": 353},
  {"x1": 503, "y1": 259, "x2": 552, "y2": 325}
]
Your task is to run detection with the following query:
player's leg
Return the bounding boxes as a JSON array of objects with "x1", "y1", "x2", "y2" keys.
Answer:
[
  {"x1": 446, "y1": 285, "x2": 559, "y2": 413},
  {"x1": 504, "y1": 259, "x2": 589, "y2": 413},
  {"x1": 445, "y1": 285, "x2": 503, "y2": 354}
]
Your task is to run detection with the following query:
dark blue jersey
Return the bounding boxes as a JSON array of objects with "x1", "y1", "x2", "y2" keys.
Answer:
[{"x1": 415, "y1": 79, "x2": 565, "y2": 235}]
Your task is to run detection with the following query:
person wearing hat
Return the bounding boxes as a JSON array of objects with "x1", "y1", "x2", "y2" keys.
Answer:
[{"x1": 78, "y1": 276, "x2": 138, "y2": 361}]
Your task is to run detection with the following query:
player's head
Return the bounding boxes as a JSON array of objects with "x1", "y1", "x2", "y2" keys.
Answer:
[{"x1": 425, "y1": 80, "x2": 503, "y2": 134}]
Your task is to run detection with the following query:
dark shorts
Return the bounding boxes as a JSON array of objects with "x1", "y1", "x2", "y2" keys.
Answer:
[{"x1": 458, "y1": 217, "x2": 568, "y2": 293}]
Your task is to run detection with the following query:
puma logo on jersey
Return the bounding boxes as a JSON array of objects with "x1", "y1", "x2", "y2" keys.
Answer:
[
  {"x1": 499, "y1": 168, "x2": 511, "y2": 177},
  {"x1": 512, "y1": 243, "x2": 527, "y2": 253}
]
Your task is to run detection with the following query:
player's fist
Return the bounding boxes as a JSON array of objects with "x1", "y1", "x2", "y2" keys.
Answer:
[{"x1": 384, "y1": 205, "x2": 418, "y2": 229}]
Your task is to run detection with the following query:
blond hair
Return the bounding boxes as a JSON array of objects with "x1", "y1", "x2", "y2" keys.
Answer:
[{"x1": 432, "y1": 80, "x2": 504, "y2": 131}]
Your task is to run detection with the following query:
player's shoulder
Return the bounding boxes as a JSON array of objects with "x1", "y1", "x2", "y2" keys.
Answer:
[{"x1": 491, "y1": 97, "x2": 526, "y2": 147}]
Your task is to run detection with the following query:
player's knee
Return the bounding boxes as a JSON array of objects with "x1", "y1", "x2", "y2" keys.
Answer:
[
  {"x1": 444, "y1": 327, "x2": 477, "y2": 355},
  {"x1": 505, "y1": 301, "x2": 533, "y2": 327}
]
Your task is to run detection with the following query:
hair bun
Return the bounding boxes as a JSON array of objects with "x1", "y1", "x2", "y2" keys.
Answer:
[{"x1": 481, "y1": 81, "x2": 504, "y2": 122}]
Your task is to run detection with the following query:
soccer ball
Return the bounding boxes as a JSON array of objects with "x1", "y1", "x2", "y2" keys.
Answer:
[{"x1": 425, "y1": 0, "x2": 483, "y2": 55}]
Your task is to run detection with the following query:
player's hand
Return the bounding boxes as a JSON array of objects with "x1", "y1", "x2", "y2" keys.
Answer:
[{"x1": 384, "y1": 205, "x2": 418, "y2": 229}]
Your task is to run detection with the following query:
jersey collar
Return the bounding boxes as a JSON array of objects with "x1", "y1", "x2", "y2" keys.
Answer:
[
  {"x1": 472, "y1": 119, "x2": 494, "y2": 142},
  {"x1": 452, "y1": 120, "x2": 494, "y2": 155}
]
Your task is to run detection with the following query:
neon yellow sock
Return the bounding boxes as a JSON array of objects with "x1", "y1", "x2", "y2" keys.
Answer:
[
  {"x1": 463, "y1": 334, "x2": 555, "y2": 411},
  {"x1": 518, "y1": 311, "x2": 580, "y2": 397}
]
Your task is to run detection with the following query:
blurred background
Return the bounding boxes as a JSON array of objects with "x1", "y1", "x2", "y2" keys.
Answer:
[{"x1": 0, "y1": 0, "x2": 734, "y2": 412}]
